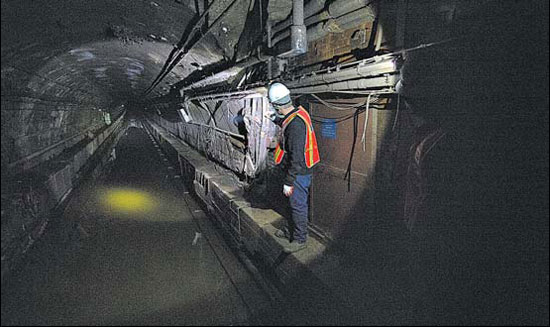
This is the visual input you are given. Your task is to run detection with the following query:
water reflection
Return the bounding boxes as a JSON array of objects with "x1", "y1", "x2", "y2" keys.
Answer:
[{"x1": 101, "y1": 187, "x2": 157, "y2": 213}]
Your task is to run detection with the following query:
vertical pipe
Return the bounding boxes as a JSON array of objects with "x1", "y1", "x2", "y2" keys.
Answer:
[
  {"x1": 278, "y1": 0, "x2": 307, "y2": 57},
  {"x1": 293, "y1": 0, "x2": 304, "y2": 26},
  {"x1": 267, "y1": 21, "x2": 273, "y2": 79},
  {"x1": 290, "y1": 0, "x2": 307, "y2": 55}
]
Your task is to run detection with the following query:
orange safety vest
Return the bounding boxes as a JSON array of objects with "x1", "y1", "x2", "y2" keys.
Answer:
[{"x1": 274, "y1": 106, "x2": 320, "y2": 168}]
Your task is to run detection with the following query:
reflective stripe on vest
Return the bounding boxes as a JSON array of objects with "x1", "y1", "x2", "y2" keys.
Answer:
[{"x1": 274, "y1": 107, "x2": 320, "y2": 168}]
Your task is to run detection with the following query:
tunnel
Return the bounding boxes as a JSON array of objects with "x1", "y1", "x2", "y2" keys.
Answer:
[{"x1": 1, "y1": 0, "x2": 548, "y2": 325}]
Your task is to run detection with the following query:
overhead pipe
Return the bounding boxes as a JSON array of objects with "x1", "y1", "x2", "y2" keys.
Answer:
[
  {"x1": 282, "y1": 56, "x2": 398, "y2": 93},
  {"x1": 272, "y1": 0, "x2": 370, "y2": 35},
  {"x1": 287, "y1": 76, "x2": 397, "y2": 94},
  {"x1": 182, "y1": 1, "x2": 376, "y2": 94},
  {"x1": 271, "y1": 0, "x2": 326, "y2": 34},
  {"x1": 178, "y1": 0, "x2": 306, "y2": 94},
  {"x1": 272, "y1": 6, "x2": 375, "y2": 45},
  {"x1": 183, "y1": 56, "x2": 269, "y2": 91},
  {"x1": 327, "y1": 0, "x2": 370, "y2": 19},
  {"x1": 187, "y1": 89, "x2": 259, "y2": 102},
  {"x1": 272, "y1": 11, "x2": 330, "y2": 38},
  {"x1": 184, "y1": 55, "x2": 396, "y2": 96},
  {"x1": 321, "y1": 7, "x2": 375, "y2": 34},
  {"x1": 184, "y1": 57, "x2": 398, "y2": 97},
  {"x1": 287, "y1": 56, "x2": 397, "y2": 85},
  {"x1": 278, "y1": 0, "x2": 307, "y2": 58},
  {"x1": 267, "y1": 21, "x2": 273, "y2": 80},
  {"x1": 176, "y1": 1, "x2": 304, "y2": 89}
]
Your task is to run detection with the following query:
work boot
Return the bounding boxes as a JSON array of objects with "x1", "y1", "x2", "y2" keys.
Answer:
[
  {"x1": 274, "y1": 227, "x2": 290, "y2": 240},
  {"x1": 283, "y1": 241, "x2": 307, "y2": 253}
]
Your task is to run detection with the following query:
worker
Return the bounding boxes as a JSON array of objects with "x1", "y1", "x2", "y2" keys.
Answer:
[{"x1": 267, "y1": 82, "x2": 320, "y2": 253}]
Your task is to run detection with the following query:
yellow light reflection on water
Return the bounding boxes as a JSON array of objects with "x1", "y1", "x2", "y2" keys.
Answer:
[{"x1": 102, "y1": 188, "x2": 157, "y2": 213}]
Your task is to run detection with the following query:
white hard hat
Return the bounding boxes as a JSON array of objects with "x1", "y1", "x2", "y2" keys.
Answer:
[{"x1": 268, "y1": 82, "x2": 291, "y2": 105}]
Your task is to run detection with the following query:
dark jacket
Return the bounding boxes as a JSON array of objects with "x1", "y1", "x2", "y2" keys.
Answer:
[{"x1": 280, "y1": 108, "x2": 312, "y2": 185}]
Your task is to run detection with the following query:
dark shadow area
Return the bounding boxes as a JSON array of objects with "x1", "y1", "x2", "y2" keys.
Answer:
[
  {"x1": 301, "y1": 1, "x2": 549, "y2": 325},
  {"x1": 236, "y1": 1, "x2": 549, "y2": 325}
]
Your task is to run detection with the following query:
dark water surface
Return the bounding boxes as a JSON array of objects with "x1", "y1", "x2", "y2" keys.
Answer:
[{"x1": 1, "y1": 126, "x2": 264, "y2": 326}]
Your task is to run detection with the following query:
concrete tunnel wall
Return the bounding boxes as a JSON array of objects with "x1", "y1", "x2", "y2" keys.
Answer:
[{"x1": 1, "y1": 0, "x2": 258, "y2": 282}]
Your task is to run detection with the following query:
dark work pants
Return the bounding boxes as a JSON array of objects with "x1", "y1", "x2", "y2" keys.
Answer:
[{"x1": 289, "y1": 174, "x2": 311, "y2": 243}]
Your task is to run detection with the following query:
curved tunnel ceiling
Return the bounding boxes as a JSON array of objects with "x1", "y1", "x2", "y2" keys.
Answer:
[
  {"x1": 1, "y1": 0, "x2": 234, "y2": 107},
  {"x1": 1, "y1": 0, "x2": 259, "y2": 171}
]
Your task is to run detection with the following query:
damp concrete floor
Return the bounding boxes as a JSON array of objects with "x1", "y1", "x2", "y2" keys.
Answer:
[{"x1": 1, "y1": 125, "x2": 271, "y2": 326}]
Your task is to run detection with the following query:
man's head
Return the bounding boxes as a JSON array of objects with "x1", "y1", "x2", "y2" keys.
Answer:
[{"x1": 268, "y1": 82, "x2": 293, "y2": 114}]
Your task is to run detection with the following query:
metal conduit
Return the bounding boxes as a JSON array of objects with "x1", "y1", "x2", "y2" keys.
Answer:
[
  {"x1": 183, "y1": 57, "x2": 267, "y2": 91},
  {"x1": 187, "y1": 89, "x2": 260, "y2": 102},
  {"x1": 288, "y1": 76, "x2": 398, "y2": 94},
  {"x1": 186, "y1": 56, "x2": 397, "y2": 98},
  {"x1": 281, "y1": 55, "x2": 398, "y2": 94},
  {"x1": 267, "y1": 21, "x2": 273, "y2": 80},
  {"x1": 285, "y1": 56, "x2": 396, "y2": 87}
]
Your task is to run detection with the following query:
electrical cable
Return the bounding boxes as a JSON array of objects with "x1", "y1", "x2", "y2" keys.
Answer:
[
  {"x1": 360, "y1": 93, "x2": 374, "y2": 152},
  {"x1": 390, "y1": 96, "x2": 404, "y2": 183},
  {"x1": 145, "y1": 0, "x2": 218, "y2": 94},
  {"x1": 310, "y1": 94, "x2": 365, "y2": 110},
  {"x1": 343, "y1": 109, "x2": 360, "y2": 192},
  {"x1": 145, "y1": 0, "x2": 241, "y2": 95},
  {"x1": 311, "y1": 112, "x2": 357, "y2": 124},
  {"x1": 309, "y1": 91, "x2": 385, "y2": 123},
  {"x1": 392, "y1": 93, "x2": 401, "y2": 132},
  {"x1": 309, "y1": 92, "x2": 385, "y2": 108}
]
